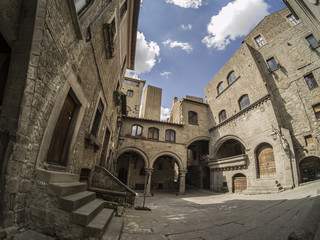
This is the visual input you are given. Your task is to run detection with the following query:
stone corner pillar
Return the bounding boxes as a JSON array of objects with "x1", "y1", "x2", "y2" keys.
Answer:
[
  {"x1": 144, "y1": 168, "x2": 153, "y2": 196},
  {"x1": 179, "y1": 170, "x2": 188, "y2": 195}
]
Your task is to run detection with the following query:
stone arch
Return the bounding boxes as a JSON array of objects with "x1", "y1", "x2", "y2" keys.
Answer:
[
  {"x1": 255, "y1": 143, "x2": 276, "y2": 178},
  {"x1": 116, "y1": 147, "x2": 149, "y2": 168},
  {"x1": 298, "y1": 156, "x2": 320, "y2": 183},
  {"x1": 186, "y1": 136, "x2": 210, "y2": 148},
  {"x1": 212, "y1": 135, "x2": 248, "y2": 157},
  {"x1": 150, "y1": 151, "x2": 185, "y2": 171}
]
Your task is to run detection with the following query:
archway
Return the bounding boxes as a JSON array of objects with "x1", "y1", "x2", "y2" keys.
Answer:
[
  {"x1": 216, "y1": 139, "x2": 245, "y2": 159},
  {"x1": 232, "y1": 173, "x2": 247, "y2": 193},
  {"x1": 116, "y1": 151, "x2": 146, "y2": 190},
  {"x1": 299, "y1": 156, "x2": 320, "y2": 183},
  {"x1": 151, "y1": 155, "x2": 180, "y2": 192},
  {"x1": 256, "y1": 143, "x2": 276, "y2": 178},
  {"x1": 186, "y1": 140, "x2": 209, "y2": 189}
]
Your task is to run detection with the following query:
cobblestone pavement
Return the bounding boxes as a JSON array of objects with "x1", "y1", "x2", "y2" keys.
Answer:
[{"x1": 121, "y1": 181, "x2": 320, "y2": 240}]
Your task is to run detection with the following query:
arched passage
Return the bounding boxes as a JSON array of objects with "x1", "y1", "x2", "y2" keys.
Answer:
[
  {"x1": 116, "y1": 151, "x2": 147, "y2": 190},
  {"x1": 186, "y1": 140, "x2": 209, "y2": 190},
  {"x1": 232, "y1": 173, "x2": 247, "y2": 193},
  {"x1": 256, "y1": 143, "x2": 276, "y2": 178},
  {"x1": 216, "y1": 139, "x2": 245, "y2": 159},
  {"x1": 299, "y1": 156, "x2": 320, "y2": 183}
]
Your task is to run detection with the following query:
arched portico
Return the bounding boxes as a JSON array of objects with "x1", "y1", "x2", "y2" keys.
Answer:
[
  {"x1": 186, "y1": 136, "x2": 210, "y2": 148},
  {"x1": 299, "y1": 156, "x2": 320, "y2": 183},
  {"x1": 212, "y1": 135, "x2": 248, "y2": 157},
  {"x1": 116, "y1": 147, "x2": 149, "y2": 168}
]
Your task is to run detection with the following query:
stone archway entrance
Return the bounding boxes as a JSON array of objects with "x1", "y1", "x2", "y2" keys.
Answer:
[
  {"x1": 186, "y1": 140, "x2": 209, "y2": 190},
  {"x1": 116, "y1": 151, "x2": 146, "y2": 190},
  {"x1": 299, "y1": 156, "x2": 320, "y2": 183},
  {"x1": 256, "y1": 143, "x2": 276, "y2": 178},
  {"x1": 232, "y1": 173, "x2": 247, "y2": 193}
]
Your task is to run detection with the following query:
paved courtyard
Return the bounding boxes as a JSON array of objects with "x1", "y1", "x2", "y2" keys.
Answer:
[{"x1": 121, "y1": 181, "x2": 320, "y2": 240}]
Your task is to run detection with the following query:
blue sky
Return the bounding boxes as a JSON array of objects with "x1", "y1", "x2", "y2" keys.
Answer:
[{"x1": 126, "y1": 0, "x2": 286, "y2": 120}]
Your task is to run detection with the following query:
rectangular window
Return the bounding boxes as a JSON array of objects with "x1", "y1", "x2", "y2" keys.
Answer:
[
  {"x1": 267, "y1": 57, "x2": 278, "y2": 71},
  {"x1": 120, "y1": 0, "x2": 128, "y2": 20},
  {"x1": 91, "y1": 100, "x2": 104, "y2": 137},
  {"x1": 287, "y1": 14, "x2": 300, "y2": 25},
  {"x1": 103, "y1": 18, "x2": 116, "y2": 59},
  {"x1": 304, "y1": 73, "x2": 319, "y2": 90},
  {"x1": 305, "y1": 135, "x2": 314, "y2": 146},
  {"x1": 313, "y1": 103, "x2": 320, "y2": 119},
  {"x1": 254, "y1": 35, "x2": 265, "y2": 47},
  {"x1": 306, "y1": 34, "x2": 319, "y2": 48}
]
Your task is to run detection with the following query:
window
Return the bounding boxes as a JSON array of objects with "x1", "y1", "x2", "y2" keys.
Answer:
[
  {"x1": 91, "y1": 100, "x2": 104, "y2": 137},
  {"x1": 131, "y1": 125, "x2": 143, "y2": 136},
  {"x1": 165, "y1": 129, "x2": 176, "y2": 142},
  {"x1": 287, "y1": 14, "x2": 300, "y2": 25},
  {"x1": 239, "y1": 94, "x2": 250, "y2": 110},
  {"x1": 304, "y1": 73, "x2": 319, "y2": 90},
  {"x1": 217, "y1": 82, "x2": 224, "y2": 94},
  {"x1": 267, "y1": 57, "x2": 279, "y2": 71},
  {"x1": 227, "y1": 71, "x2": 236, "y2": 85},
  {"x1": 74, "y1": 0, "x2": 92, "y2": 14},
  {"x1": 127, "y1": 90, "x2": 133, "y2": 97},
  {"x1": 188, "y1": 111, "x2": 198, "y2": 125},
  {"x1": 306, "y1": 34, "x2": 319, "y2": 48},
  {"x1": 313, "y1": 103, "x2": 320, "y2": 119},
  {"x1": 219, "y1": 110, "x2": 227, "y2": 123},
  {"x1": 120, "y1": 0, "x2": 128, "y2": 20},
  {"x1": 103, "y1": 18, "x2": 116, "y2": 59},
  {"x1": 254, "y1": 35, "x2": 265, "y2": 47},
  {"x1": 148, "y1": 127, "x2": 159, "y2": 140},
  {"x1": 305, "y1": 135, "x2": 314, "y2": 146}
]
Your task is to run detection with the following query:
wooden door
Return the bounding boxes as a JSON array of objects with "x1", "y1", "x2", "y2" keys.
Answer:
[
  {"x1": 47, "y1": 93, "x2": 76, "y2": 165},
  {"x1": 257, "y1": 144, "x2": 276, "y2": 177},
  {"x1": 100, "y1": 128, "x2": 111, "y2": 167},
  {"x1": 233, "y1": 175, "x2": 247, "y2": 193}
]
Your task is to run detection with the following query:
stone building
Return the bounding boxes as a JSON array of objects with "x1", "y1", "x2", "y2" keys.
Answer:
[{"x1": 0, "y1": 0, "x2": 140, "y2": 238}]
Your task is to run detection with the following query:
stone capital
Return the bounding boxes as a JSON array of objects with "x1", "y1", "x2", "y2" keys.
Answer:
[{"x1": 144, "y1": 168, "x2": 154, "y2": 174}]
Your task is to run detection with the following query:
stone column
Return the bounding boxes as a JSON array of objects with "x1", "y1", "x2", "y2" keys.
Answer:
[
  {"x1": 144, "y1": 168, "x2": 153, "y2": 196},
  {"x1": 179, "y1": 170, "x2": 187, "y2": 194},
  {"x1": 126, "y1": 154, "x2": 134, "y2": 188}
]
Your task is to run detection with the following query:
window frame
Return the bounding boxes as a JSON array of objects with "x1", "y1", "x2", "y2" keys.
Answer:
[
  {"x1": 304, "y1": 73, "x2": 319, "y2": 90},
  {"x1": 254, "y1": 35, "x2": 265, "y2": 47},
  {"x1": 127, "y1": 90, "x2": 133, "y2": 97},
  {"x1": 313, "y1": 103, "x2": 320, "y2": 119},
  {"x1": 120, "y1": 0, "x2": 128, "y2": 20},
  {"x1": 266, "y1": 57, "x2": 279, "y2": 71},
  {"x1": 165, "y1": 129, "x2": 176, "y2": 142},
  {"x1": 227, "y1": 71, "x2": 236, "y2": 85},
  {"x1": 74, "y1": 0, "x2": 93, "y2": 16},
  {"x1": 148, "y1": 127, "x2": 159, "y2": 140},
  {"x1": 287, "y1": 14, "x2": 300, "y2": 25},
  {"x1": 217, "y1": 82, "x2": 225, "y2": 95},
  {"x1": 238, "y1": 94, "x2": 250, "y2": 110},
  {"x1": 131, "y1": 124, "x2": 143, "y2": 136},
  {"x1": 219, "y1": 110, "x2": 227, "y2": 123},
  {"x1": 306, "y1": 34, "x2": 319, "y2": 49},
  {"x1": 188, "y1": 111, "x2": 198, "y2": 125},
  {"x1": 91, "y1": 99, "x2": 104, "y2": 137}
]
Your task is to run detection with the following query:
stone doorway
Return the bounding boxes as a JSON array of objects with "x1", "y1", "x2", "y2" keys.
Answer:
[
  {"x1": 299, "y1": 156, "x2": 320, "y2": 183},
  {"x1": 256, "y1": 143, "x2": 276, "y2": 178},
  {"x1": 232, "y1": 173, "x2": 247, "y2": 193}
]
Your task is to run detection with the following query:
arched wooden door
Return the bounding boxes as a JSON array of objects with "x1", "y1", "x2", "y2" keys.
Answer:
[
  {"x1": 256, "y1": 143, "x2": 276, "y2": 178},
  {"x1": 233, "y1": 173, "x2": 247, "y2": 193}
]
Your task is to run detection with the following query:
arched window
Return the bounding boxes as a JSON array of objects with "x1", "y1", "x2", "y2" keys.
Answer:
[
  {"x1": 239, "y1": 94, "x2": 250, "y2": 110},
  {"x1": 217, "y1": 82, "x2": 224, "y2": 94},
  {"x1": 188, "y1": 111, "x2": 198, "y2": 125},
  {"x1": 227, "y1": 71, "x2": 236, "y2": 85},
  {"x1": 148, "y1": 127, "x2": 159, "y2": 140},
  {"x1": 131, "y1": 125, "x2": 143, "y2": 136},
  {"x1": 219, "y1": 110, "x2": 227, "y2": 123},
  {"x1": 165, "y1": 129, "x2": 176, "y2": 142},
  {"x1": 127, "y1": 90, "x2": 133, "y2": 97}
]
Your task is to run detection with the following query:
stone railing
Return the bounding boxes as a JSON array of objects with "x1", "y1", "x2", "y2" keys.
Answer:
[
  {"x1": 90, "y1": 165, "x2": 136, "y2": 206},
  {"x1": 208, "y1": 154, "x2": 248, "y2": 171}
]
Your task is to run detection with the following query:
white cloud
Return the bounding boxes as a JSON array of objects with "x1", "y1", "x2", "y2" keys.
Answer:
[
  {"x1": 125, "y1": 70, "x2": 140, "y2": 79},
  {"x1": 180, "y1": 24, "x2": 192, "y2": 30},
  {"x1": 161, "y1": 107, "x2": 171, "y2": 121},
  {"x1": 165, "y1": 0, "x2": 202, "y2": 9},
  {"x1": 163, "y1": 39, "x2": 193, "y2": 53},
  {"x1": 202, "y1": 0, "x2": 269, "y2": 50},
  {"x1": 160, "y1": 71, "x2": 172, "y2": 78},
  {"x1": 133, "y1": 31, "x2": 160, "y2": 75}
]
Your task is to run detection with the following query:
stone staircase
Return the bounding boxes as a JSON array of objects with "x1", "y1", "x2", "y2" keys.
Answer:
[
  {"x1": 32, "y1": 169, "x2": 125, "y2": 240},
  {"x1": 244, "y1": 178, "x2": 283, "y2": 194}
]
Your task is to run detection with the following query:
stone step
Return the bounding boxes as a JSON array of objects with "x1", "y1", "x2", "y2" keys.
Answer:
[
  {"x1": 36, "y1": 169, "x2": 79, "y2": 184},
  {"x1": 244, "y1": 188, "x2": 283, "y2": 195},
  {"x1": 58, "y1": 191, "x2": 96, "y2": 211},
  {"x1": 47, "y1": 182, "x2": 87, "y2": 197},
  {"x1": 84, "y1": 208, "x2": 114, "y2": 238},
  {"x1": 72, "y1": 199, "x2": 105, "y2": 226},
  {"x1": 102, "y1": 217, "x2": 124, "y2": 240},
  {"x1": 116, "y1": 206, "x2": 124, "y2": 217}
]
